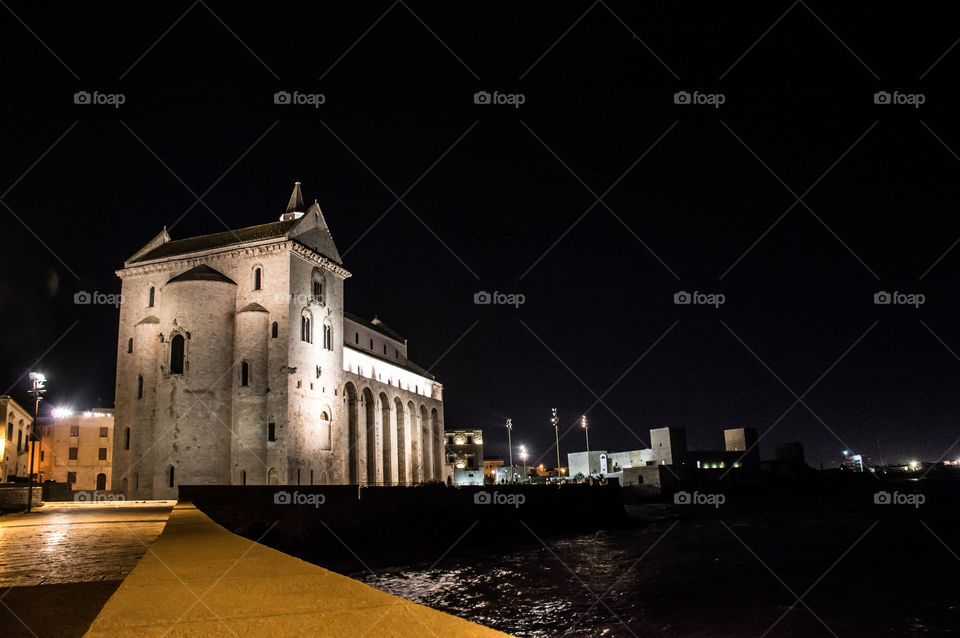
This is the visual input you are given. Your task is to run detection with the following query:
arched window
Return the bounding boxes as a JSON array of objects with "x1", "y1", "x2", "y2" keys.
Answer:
[
  {"x1": 137, "y1": 375, "x2": 143, "y2": 399},
  {"x1": 320, "y1": 411, "x2": 329, "y2": 420},
  {"x1": 147, "y1": 287, "x2": 155, "y2": 307},
  {"x1": 168, "y1": 465, "x2": 175, "y2": 488},
  {"x1": 241, "y1": 361, "x2": 250, "y2": 386},
  {"x1": 323, "y1": 323, "x2": 332, "y2": 350},
  {"x1": 127, "y1": 338, "x2": 133, "y2": 353},
  {"x1": 271, "y1": 322, "x2": 278, "y2": 338},
  {"x1": 312, "y1": 270, "x2": 324, "y2": 303},
  {"x1": 253, "y1": 267, "x2": 262, "y2": 291},
  {"x1": 124, "y1": 427, "x2": 130, "y2": 450},
  {"x1": 300, "y1": 310, "x2": 312, "y2": 343},
  {"x1": 241, "y1": 470, "x2": 247, "y2": 485},
  {"x1": 355, "y1": 332, "x2": 359, "y2": 344},
  {"x1": 170, "y1": 334, "x2": 185, "y2": 374}
]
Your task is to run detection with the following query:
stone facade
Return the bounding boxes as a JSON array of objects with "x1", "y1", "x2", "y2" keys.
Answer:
[
  {"x1": 112, "y1": 183, "x2": 444, "y2": 499},
  {"x1": 36, "y1": 409, "x2": 114, "y2": 491}
]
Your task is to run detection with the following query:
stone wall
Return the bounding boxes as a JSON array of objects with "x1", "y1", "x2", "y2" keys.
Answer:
[{"x1": 0, "y1": 485, "x2": 42, "y2": 512}]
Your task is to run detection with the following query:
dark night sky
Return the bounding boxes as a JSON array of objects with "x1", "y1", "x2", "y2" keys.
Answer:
[{"x1": 2, "y1": 2, "x2": 960, "y2": 468}]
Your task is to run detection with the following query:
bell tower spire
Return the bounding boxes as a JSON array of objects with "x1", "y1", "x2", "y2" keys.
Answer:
[{"x1": 281, "y1": 181, "x2": 306, "y2": 221}]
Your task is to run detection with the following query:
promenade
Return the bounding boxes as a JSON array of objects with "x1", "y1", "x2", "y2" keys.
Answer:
[
  {"x1": 83, "y1": 502, "x2": 509, "y2": 637},
  {"x1": 0, "y1": 500, "x2": 175, "y2": 637}
]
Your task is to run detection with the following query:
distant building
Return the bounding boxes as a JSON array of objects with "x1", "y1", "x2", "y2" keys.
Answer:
[
  {"x1": 444, "y1": 428, "x2": 483, "y2": 485},
  {"x1": 650, "y1": 427, "x2": 687, "y2": 466},
  {"x1": 723, "y1": 428, "x2": 759, "y2": 463},
  {"x1": 36, "y1": 410, "x2": 114, "y2": 491},
  {"x1": 567, "y1": 425, "x2": 764, "y2": 492},
  {"x1": 494, "y1": 465, "x2": 526, "y2": 484},
  {"x1": 1, "y1": 396, "x2": 36, "y2": 482},
  {"x1": 567, "y1": 451, "x2": 609, "y2": 477},
  {"x1": 483, "y1": 459, "x2": 503, "y2": 482}
]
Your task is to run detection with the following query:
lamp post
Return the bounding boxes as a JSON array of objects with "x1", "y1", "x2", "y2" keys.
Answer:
[
  {"x1": 581, "y1": 414, "x2": 589, "y2": 454},
  {"x1": 551, "y1": 408, "x2": 560, "y2": 481},
  {"x1": 520, "y1": 444, "x2": 528, "y2": 482},
  {"x1": 505, "y1": 419, "x2": 513, "y2": 481},
  {"x1": 26, "y1": 372, "x2": 46, "y2": 513}
]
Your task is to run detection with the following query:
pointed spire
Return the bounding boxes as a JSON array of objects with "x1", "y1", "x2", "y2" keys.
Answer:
[
  {"x1": 281, "y1": 181, "x2": 306, "y2": 221},
  {"x1": 286, "y1": 181, "x2": 305, "y2": 214}
]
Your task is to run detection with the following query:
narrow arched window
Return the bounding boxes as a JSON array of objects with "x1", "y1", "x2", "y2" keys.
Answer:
[
  {"x1": 242, "y1": 470, "x2": 247, "y2": 485},
  {"x1": 355, "y1": 332, "x2": 359, "y2": 344},
  {"x1": 127, "y1": 337, "x2": 133, "y2": 353},
  {"x1": 137, "y1": 375, "x2": 143, "y2": 399},
  {"x1": 168, "y1": 465, "x2": 175, "y2": 488},
  {"x1": 323, "y1": 323, "x2": 332, "y2": 350},
  {"x1": 300, "y1": 311, "x2": 312, "y2": 343},
  {"x1": 241, "y1": 361, "x2": 250, "y2": 386},
  {"x1": 253, "y1": 267, "x2": 262, "y2": 290},
  {"x1": 271, "y1": 322, "x2": 278, "y2": 338},
  {"x1": 124, "y1": 427, "x2": 130, "y2": 450},
  {"x1": 312, "y1": 271, "x2": 324, "y2": 303},
  {"x1": 148, "y1": 287, "x2": 155, "y2": 307},
  {"x1": 170, "y1": 334, "x2": 185, "y2": 374},
  {"x1": 320, "y1": 411, "x2": 329, "y2": 420}
]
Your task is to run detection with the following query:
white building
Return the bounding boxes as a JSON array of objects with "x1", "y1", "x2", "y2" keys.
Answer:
[{"x1": 112, "y1": 182, "x2": 445, "y2": 499}]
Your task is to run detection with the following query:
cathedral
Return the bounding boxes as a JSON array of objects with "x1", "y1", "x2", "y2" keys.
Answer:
[{"x1": 111, "y1": 183, "x2": 445, "y2": 499}]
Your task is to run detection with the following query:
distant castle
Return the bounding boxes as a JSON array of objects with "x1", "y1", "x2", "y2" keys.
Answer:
[{"x1": 112, "y1": 182, "x2": 444, "y2": 498}]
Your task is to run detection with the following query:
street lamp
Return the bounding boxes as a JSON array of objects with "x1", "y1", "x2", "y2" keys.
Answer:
[
  {"x1": 551, "y1": 408, "x2": 560, "y2": 481},
  {"x1": 519, "y1": 444, "x2": 528, "y2": 482},
  {"x1": 27, "y1": 372, "x2": 46, "y2": 513},
  {"x1": 505, "y1": 419, "x2": 513, "y2": 480},
  {"x1": 581, "y1": 414, "x2": 589, "y2": 453}
]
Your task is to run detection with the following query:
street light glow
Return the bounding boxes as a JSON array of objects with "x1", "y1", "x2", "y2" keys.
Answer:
[{"x1": 52, "y1": 407, "x2": 73, "y2": 418}]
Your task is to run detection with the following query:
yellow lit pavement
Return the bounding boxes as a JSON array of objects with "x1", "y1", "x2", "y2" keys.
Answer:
[{"x1": 84, "y1": 503, "x2": 511, "y2": 637}]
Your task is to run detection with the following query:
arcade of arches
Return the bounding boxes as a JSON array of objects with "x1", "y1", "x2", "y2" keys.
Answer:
[{"x1": 343, "y1": 381, "x2": 442, "y2": 485}]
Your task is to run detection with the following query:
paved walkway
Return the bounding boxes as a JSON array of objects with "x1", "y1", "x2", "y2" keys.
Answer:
[
  {"x1": 0, "y1": 501, "x2": 176, "y2": 638},
  {"x1": 0, "y1": 501, "x2": 175, "y2": 586},
  {"x1": 84, "y1": 503, "x2": 510, "y2": 637}
]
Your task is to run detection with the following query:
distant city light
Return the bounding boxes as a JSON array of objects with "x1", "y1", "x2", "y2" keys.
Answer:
[
  {"x1": 52, "y1": 407, "x2": 73, "y2": 418},
  {"x1": 909, "y1": 460, "x2": 920, "y2": 470}
]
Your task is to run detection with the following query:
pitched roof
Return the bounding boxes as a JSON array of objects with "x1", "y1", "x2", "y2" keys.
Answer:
[
  {"x1": 166, "y1": 265, "x2": 236, "y2": 285},
  {"x1": 344, "y1": 312, "x2": 405, "y2": 342},
  {"x1": 131, "y1": 220, "x2": 300, "y2": 264}
]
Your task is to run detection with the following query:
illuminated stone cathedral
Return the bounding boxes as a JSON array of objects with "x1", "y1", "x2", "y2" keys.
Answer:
[{"x1": 112, "y1": 182, "x2": 444, "y2": 499}]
